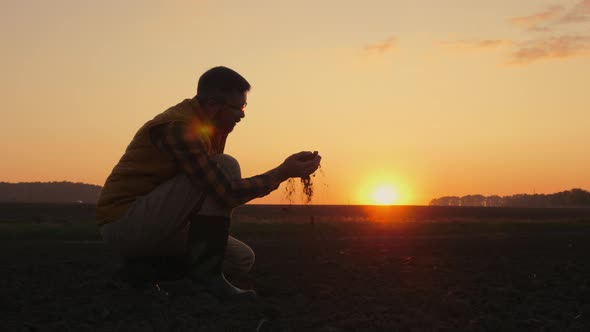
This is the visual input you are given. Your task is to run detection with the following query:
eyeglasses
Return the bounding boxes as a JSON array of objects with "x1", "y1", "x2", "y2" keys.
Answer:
[{"x1": 223, "y1": 102, "x2": 247, "y2": 111}]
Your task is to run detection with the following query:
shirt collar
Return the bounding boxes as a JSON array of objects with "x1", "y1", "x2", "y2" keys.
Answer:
[{"x1": 188, "y1": 98, "x2": 213, "y2": 123}]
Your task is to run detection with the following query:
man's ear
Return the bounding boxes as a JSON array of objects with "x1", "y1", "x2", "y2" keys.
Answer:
[{"x1": 205, "y1": 99, "x2": 220, "y2": 116}]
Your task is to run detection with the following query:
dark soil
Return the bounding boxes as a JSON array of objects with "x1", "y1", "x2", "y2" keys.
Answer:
[{"x1": 3, "y1": 221, "x2": 590, "y2": 331}]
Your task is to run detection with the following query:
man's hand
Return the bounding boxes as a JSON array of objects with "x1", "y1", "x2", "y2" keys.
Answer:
[{"x1": 279, "y1": 151, "x2": 321, "y2": 179}]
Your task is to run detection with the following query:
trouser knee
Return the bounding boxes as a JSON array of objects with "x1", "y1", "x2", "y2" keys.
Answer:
[
  {"x1": 212, "y1": 154, "x2": 241, "y2": 180},
  {"x1": 198, "y1": 154, "x2": 242, "y2": 217},
  {"x1": 224, "y1": 239, "x2": 255, "y2": 274}
]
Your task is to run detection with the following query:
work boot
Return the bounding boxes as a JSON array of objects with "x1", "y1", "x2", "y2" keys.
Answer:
[{"x1": 187, "y1": 214, "x2": 256, "y2": 300}]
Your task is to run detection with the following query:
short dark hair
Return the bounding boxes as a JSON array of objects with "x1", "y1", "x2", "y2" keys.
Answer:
[{"x1": 196, "y1": 66, "x2": 250, "y2": 103}]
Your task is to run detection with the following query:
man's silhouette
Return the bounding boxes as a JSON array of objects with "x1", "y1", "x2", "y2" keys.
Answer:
[{"x1": 97, "y1": 66, "x2": 321, "y2": 299}]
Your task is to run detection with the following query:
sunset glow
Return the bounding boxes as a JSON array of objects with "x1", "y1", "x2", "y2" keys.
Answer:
[{"x1": 2, "y1": 1, "x2": 590, "y2": 204}]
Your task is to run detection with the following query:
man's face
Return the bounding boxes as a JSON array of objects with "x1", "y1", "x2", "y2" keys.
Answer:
[{"x1": 210, "y1": 92, "x2": 247, "y2": 133}]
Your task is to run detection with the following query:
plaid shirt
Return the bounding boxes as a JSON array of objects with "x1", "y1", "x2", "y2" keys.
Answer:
[{"x1": 150, "y1": 121, "x2": 283, "y2": 208}]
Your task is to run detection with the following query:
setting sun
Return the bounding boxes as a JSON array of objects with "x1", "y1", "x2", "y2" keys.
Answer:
[
  {"x1": 354, "y1": 170, "x2": 414, "y2": 205},
  {"x1": 372, "y1": 186, "x2": 399, "y2": 205},
  {"x1": 356, "y1": 171, "x2": 412, "y2": 205}
]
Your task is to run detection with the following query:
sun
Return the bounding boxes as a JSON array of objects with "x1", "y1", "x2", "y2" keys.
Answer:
[
  {"x1": 372, "y1": 185, "x2": 399, "y2": 205},
  {"x1": 356, "y1": 172, "x2": 411, "y2": 205}
]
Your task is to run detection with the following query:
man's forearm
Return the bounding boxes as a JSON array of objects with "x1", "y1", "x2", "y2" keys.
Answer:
[{"x1": 222, "y1": 166, "x2": 288, "y2": 207}]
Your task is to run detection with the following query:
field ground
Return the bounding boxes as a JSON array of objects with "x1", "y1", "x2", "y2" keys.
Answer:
[{"x1": 2, "y1": 205, "x2": 590, "y2": 331}]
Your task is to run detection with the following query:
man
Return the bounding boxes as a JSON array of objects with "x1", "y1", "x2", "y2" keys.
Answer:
[{"x1": 97, "y1": 66, "x2": 321, "y2": 299}]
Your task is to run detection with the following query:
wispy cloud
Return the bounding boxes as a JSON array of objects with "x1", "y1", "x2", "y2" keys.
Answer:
[
  {"x1": 435, "y1": 2, "x2": 590, "y2": 65},
  {"x1": 510, "y1": 1, "x2": 590, "y2": 29},
  {"x1": 442, "y1": 39, "x2": 510, "y2": 51},
  {"x1": 506, "y1": 1, "x2": 590, "y2": 64},
  {"x1": 560, "y1": 0, "x2": 590, "y2": 23},
  {"x1": 364, "y1": 37, "x2": 396, "y2": 55},
  {"x1": 509, "y1": 35, "x2": 590, "y2": 64},
  {"x1": 510, "y1": 5, "x2": 564, "y2": 29}
]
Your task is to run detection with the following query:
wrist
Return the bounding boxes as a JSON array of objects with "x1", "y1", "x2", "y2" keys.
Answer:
[{"x1": 274, "y1": 164, "x2": 290, "y2": 182}]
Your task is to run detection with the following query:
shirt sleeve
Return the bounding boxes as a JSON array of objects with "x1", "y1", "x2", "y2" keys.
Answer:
[{"x1": 150, "y1": 121, "x2": 284, "y2": 207}]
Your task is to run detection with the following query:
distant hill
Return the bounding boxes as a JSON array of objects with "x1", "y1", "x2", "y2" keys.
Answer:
[{"x1": 0, "y1": 182, "x2": 102, "y2": 204}]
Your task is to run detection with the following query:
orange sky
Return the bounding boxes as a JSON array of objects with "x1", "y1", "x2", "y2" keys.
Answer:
[{"x1": 2, "y1": 0, "x2": 590, "y2": 205}]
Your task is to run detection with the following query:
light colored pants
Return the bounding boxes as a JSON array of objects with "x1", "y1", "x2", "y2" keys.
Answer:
[{"x1": 100, "y1": 154, "x2": 255, "y2": 274}]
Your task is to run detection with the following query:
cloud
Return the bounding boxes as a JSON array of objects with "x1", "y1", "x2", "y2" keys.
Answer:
[
  {"x1": 510, "y1": 5, "x2": 564, "y2": 29},
  {"x1": 435, "y1": 3, "x2": 590, "y2": 66},
  {"x1": 364, "y1": 38, "x2": 396, "y2": 54},
  {"x1": 510, "y1": 1, "x2": 590, "y2": 29},
  {"x1": 560, "y1": 0, "x2": 590, "y2": 23},
  {"x1": 509, "y1": 35, "x2": 590, "y2": 64},
  {"x1": 442, "y1": 39, "x2": 511, "y2": 51},
  {"x1": 503, "y1": 2, "x2": 590, "y2": 64}
]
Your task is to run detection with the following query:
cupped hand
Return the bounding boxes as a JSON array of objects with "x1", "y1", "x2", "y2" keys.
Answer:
[{"x1": 279, "y1": 151, "x2": 321, "y2": 179}]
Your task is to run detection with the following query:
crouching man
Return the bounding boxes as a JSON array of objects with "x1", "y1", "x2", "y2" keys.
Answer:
[{"x1": 97, "y1": 66, "x2": 321, "y2": 299}]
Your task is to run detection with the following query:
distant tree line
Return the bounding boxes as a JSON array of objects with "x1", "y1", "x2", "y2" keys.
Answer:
[
  {"x1": 430, "y1": 188, "x2": 590, "y2": 208},
  {"x1": 0, "y1": 181, "x2": 102, "y2": 204}
]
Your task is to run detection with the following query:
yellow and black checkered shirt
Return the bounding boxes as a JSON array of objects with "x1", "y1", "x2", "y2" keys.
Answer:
[{"x1": 150, "y1": 121, "x2": 282, "y2": 208}]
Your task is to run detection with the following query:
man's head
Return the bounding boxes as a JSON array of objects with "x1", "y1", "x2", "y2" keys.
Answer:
[{"x1": 196, "y1": 66, "x2": 250, "y2": 133}]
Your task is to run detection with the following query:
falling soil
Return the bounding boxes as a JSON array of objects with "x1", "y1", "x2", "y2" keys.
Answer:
[
  {"x1": 284, "y1": 151, "x2": 321, "y2": 204},
  {"x1": 285, "y1": 167, "x2": 320, "y2": 204},
  {"x1": 301, "y1": 175, "x2": 314, "y2": 203}
]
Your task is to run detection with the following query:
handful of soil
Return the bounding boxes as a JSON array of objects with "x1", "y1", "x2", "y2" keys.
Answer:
[
  {"x1": 299, "y1": 151, "x2": 319, "y2": 162},
  {"x1": 285, "y1": 151, "x2": 320, "y2": 204}
]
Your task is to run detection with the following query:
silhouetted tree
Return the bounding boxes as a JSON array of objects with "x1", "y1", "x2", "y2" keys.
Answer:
[
  {"x1": 430, "y1": 188, "x2": 590, "y2": 207},
  {"x1": 430, "y1": 196, "x2": 461, "y2": 206},
  {"x1": 461, "y1": 195, "x2": 486, "y2": 207},
  {"x1": 569, "y1": 188, "x2": 590, "y2": 206},
  {"x1": 485, "y1": 195, "x2": 503, "y2": 207}
]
